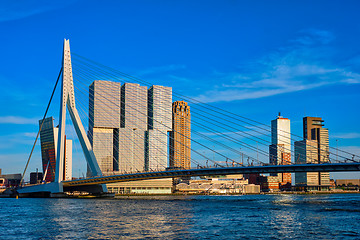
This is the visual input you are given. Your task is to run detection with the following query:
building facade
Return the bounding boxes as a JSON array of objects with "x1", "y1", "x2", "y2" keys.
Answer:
[
  {"x1": 39, "y1": 117, "x2": 58, "y2": 182},
  {"x1": 39, "y1": 117, "x2": 72, "y2": 181},
  {"x1": 107, "y1": 178, "x2": 173, "y2": 194},
  {"x1": 88, "y1": 80, "x2": 121, "y2": 175},
  {"x1": 295, "y1": 117, "x2": 330, "y2": 190},
  {"x1": 268, "y1": 115, "x2": 292, "y2": 186},
  {"x1": 119, "y1": 83, "x2": 148, "y2": 173},
  {"x1": 89, "y1": 81, "x2": 173, "y2": 174},
  {"x1": 169, "y1": 101, "x2": 191, "y2": 169},
  {"x1": 146, "y1": 85, "x2": 172, "y2": 171},
  {"x1": 294, "y1": 139, "x2": 319, "y2": 186}
]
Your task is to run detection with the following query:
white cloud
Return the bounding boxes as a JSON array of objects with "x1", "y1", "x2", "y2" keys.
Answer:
[
  {"x1": 0, "y1": 132, "x2": 39, "y2": 150},
  {"x1": 0, "y1": 1, "x2": 77, "y2": 22},
  {"x1": 339, "y1": 146, "x2": 360, "y2": 156},
  {"x1": 332, "y1": 133, "x2": 360, "y2": 139},
  {"x1": 0, "y1": 116, "x2": 39, "y2": 125},
  {"x1": 292, "y1": 29, "x2": 335, "y2": 45},
  {"x1": 193, "y1": 29, "x2": 360, "y2": 103},
  {"x1": 23, "y1": 132, "x2": 38, "y2": 138}
]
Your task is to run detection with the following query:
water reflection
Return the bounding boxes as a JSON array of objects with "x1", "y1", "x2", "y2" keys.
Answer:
[
  {"x1": 41, "y1": 198, "x2": 193, "y2": 239},
  {"x1": 1, "y1": 194, "x2": 360, "y2": 239}
]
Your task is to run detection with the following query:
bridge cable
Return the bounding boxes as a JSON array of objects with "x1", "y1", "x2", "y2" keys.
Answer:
[
  {"x1": 71, "y1": 54, "x2": 359, "y2": 161},
  {"x1": 20, "y1": 67, "x2": 62, "y2": 186},
  {"x1": 72, "y1": 63, "x2": 336, "y2": 165}
]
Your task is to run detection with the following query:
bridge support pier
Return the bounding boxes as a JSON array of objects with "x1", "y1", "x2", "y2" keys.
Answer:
[
  {"x1": 17, "y1": 182, "x2": 64, "y2": 197},
  {"x1": 17, "y1": 182, "x2": 109, "y2": 198}
]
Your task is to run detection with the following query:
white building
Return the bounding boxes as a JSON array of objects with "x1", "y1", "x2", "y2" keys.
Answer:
[
  {"x1": 269, "y1": 115, "x2": 291, "y2": 165},
  {"x1": 119, "y1": 83, "x2": 148, "y2": 173},
  {"x1": 88, "y1": 80, "x2": 121, "y2": 175},
  {"x1": 146, "y1": 85, "x2": 172, "y2": 171}
]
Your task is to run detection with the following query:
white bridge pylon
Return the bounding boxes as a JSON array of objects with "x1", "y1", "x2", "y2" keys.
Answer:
[
  {"x1": 55, "y1": 39, "x2": 104, "y2": 187},
  {"x1": 18, "y1": 39, "x2": 106, "y2": 195}
]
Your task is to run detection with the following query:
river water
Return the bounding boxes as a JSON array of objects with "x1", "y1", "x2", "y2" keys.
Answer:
[{"x1": 1, "y1": 194, "x2": 359, "y2": 239}]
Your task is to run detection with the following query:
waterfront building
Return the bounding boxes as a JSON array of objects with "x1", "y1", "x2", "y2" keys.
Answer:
[
  {"x1": 119, "y1": 83, "x2": 148, "y2": 173},
  {"x1": 39, "y1": 117, "x2": 73, "y2": 181},
  {"x1": 0, "y1": 173, "x2": 22, "y2": 187},
  {"x1": 89, "y1": 80, "x2": 121, "y2": 129},
  {"x1": 169, "y1": 101, "x2": 191, "y2": 169},
  {"x1": 88, "y1": 81, "x2": 173, "y2": 174},
  {"x1": 175, "y1": 177, "x2": 260, "y2": 194},
  {"x1": 30, "y1": 172, "x2": 43, "y2": 184},
  {"x1": 88, "y1": 80, "x2": 121, "y2": 174},
  {"x1": 295, "y1": 117, "x2": 330, "y2": 190},
  {"x1": 107, "y1": 178, "x2": 173, "y2": 194},
  {"x1": 146, "y1": 85, "x2": 172, "y2": 171},
  {"x1": 268, "y1": 115, "x2": 292, "y2": 187},
  {"x1": 336, "y1": 179, "x2": 360, "y2": 186},
  {"x1": 294, "y1": 139, "x2": 320, "y2": 186},
  {"x1": 39, "y1": 117, "x2": 58, "y2": 182}
]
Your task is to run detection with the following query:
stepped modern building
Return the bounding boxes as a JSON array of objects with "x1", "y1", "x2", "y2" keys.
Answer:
[
  {"x1": 39, "y1": 117, "x2": 72, "y2": 181},
  {"x1": 119, "y1": 83, "x2": 148, "y2": 173},
  {"x1": 295, "y1": 117, "x2": 330, "y2": 190},
  {"x1": 170, "y1": 101, "x2": 191, "y2": 169},
  {"x1": 88, "y1": 80, "x2": 121, "y2": 174},
  {"x1": 89, "y1": 81, "x2": 173, "y2": 174},
  {"x1": 146, "y1": 85, "x2": 172, "y2": 171}
]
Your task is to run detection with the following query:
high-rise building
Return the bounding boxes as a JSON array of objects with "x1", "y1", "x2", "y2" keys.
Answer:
[
  {"x1": 39, "y1": 117, "x2": 72, "y2": 182},
  {"x1": 294, "y1": 139, "x2": 319, "y2": 185},
  {"x1": 119, "y1": 83, "x2": 148, "y2": 173},
  {"x1": 269, "y1": 115, "x2": 291, "y2": 165},
  {"x1": 268, "y1": 115, "x2": 291, "y2": 185},
  {"x1": 88, "y1": 81, "x2": 173, "y2": 173},
  {"x1": 89, "y1": 80, "x2": 121, "y2": 129},
  {"x1": 295, "y1": 117, "x2": 330, "y2": 190},
  {"x1": 89, "y1": 80, "x2": 121, "y2": 175},
  {"x1": 146, "y1": 85, "x2": 172, "y2": 171},
  {"x1": 303, "y1": 117, "x2": 323, "y2": 140},
  {"x1": 39, "y1": 117, "x2": 58, "y2": 182},
  {"x1": 169, "y1": 101, "x2": 191, "y2": 169}
]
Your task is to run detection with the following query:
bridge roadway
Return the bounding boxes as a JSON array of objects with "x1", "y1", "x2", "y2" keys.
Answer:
[{"x1": 63, "y1": 162, "x2": 360, "y2": 187}]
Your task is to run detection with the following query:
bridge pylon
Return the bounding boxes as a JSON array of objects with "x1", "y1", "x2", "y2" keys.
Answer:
[
  {"x1": 17, "y1": 39, "x2": 106, "y2": 197},
  {"x1": 54, "y1": 39, "x2": 105, "y2": 192}
]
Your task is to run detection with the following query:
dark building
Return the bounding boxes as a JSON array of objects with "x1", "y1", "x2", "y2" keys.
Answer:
[
  {"x1": 30, "y1": 172, "x2": 43, "y2": 184},
  {"x1": 39, "y1": 117, "x2": 58, "y2": 182}
]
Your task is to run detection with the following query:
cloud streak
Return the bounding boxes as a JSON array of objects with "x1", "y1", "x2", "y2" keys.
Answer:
[
  {"x1": 0, "y1": 1, "x2": 77, "y2": 22},
  {"x1": 332, "y1": 133, "x2": 360, "y2": 139},
  {"x1": 0, "y1": 116, "x2": 39, "y2": 125},
  {"x1": 193, "y1": 29, "x2": 360, "y2": 103}
]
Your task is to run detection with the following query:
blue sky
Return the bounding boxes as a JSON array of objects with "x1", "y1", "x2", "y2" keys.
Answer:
[{"x1": 0, "y1": 0, "x2": 360, "y2": 179}]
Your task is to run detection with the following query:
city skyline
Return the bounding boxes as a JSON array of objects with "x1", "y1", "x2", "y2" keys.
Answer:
[{"x1": 0, "y1": 1, "x2": 359, "y2": 180}]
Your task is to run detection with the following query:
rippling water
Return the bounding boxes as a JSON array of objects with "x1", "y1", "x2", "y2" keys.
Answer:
[{"x1": 1, "y1": 194, "x2": 360, "y2": 239}]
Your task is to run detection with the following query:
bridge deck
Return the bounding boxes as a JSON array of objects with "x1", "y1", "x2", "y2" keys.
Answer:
[{"x1": 62, "y1": 163, "x2": 360, "y2": 187}]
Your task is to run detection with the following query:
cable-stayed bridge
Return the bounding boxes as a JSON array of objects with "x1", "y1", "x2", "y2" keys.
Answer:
[
  {"x1": 63, "y1": 163, "x2": 360, "y2": 188},
  {"x1": 17, "y1": 39, "x2": 360, "y2": 197}
]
